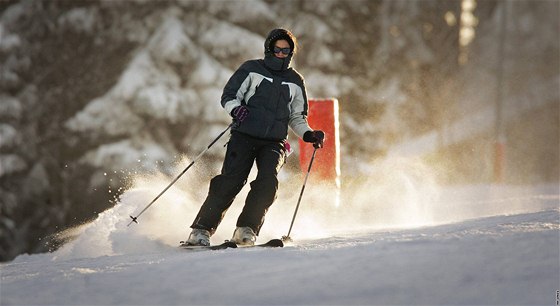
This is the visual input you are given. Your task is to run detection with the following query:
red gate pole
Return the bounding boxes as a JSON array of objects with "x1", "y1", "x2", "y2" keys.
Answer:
[{"x1": 298, "y1": 98, "x2": 340, "y2": 206}]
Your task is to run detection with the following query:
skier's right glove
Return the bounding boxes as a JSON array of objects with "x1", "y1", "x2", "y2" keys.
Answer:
[
  {"x1": 303, "y1": 130, "x2": 325, "y2": 149},
  {"x1": 231, "y1": 105, "x2": 249, "y2": 123}
]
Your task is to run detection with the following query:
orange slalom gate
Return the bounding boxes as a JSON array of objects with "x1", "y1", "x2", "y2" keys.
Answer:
[{"x1": 298, "y1": 98, "x2": 341, "y2": 204}]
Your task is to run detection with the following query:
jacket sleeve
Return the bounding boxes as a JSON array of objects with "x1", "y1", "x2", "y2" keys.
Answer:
[
  {"x1": 221, "y1": 62, "x2": 251, "y2": 115},
  {"x1": 288, "y1": 77, "x2": 313, "y2": 138}
]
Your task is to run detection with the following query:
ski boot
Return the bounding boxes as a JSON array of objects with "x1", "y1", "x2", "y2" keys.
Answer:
[
  {"x1": 230, "y1": 226, "x2": 257, "y2": 246},
  {"x1": 184, "y1": 228, "x2": 211, "y2": 246}
]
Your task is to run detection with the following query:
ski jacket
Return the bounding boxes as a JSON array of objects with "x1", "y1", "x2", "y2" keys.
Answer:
[{"x1": 221, "y1": 59, "x2": 312, "y2": 141}]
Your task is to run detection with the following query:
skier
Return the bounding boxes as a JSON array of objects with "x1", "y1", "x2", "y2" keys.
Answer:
[{"x1": 185, "y1": 28, "x2": 324, "y2": 246}]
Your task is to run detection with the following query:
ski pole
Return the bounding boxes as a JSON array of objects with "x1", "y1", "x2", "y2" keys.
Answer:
[
  {"x1": 128, "y1": 122, "x2": 234, "y2": 226},
  {"x1": 282, "y1": 146, "x2": 318, "y2": 242}
]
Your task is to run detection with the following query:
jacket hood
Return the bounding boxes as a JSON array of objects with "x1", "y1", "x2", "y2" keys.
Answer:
[{"x1": 263, "y1": 28, "x2": 296, "y2": 71}]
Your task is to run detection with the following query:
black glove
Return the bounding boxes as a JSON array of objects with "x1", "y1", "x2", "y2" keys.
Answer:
[
  {"x1": 231, "y1": 105, "x2": 249, "y2": 123},
  {"x1": 303, "y1": 130, "x2": 325, "y2": 149}
]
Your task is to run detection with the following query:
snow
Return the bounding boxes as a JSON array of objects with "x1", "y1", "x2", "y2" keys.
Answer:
[
  {"x1": 65, "y1": 95, "x2": 144, "y2": 137},
  {"x1": 1, "y1": 175, "x2": 558, "y2": 305},
  {"x1": 0, "y1": 23, "x2": 20, "y2": 52},
  {"x1": 203, "y1": 0, "x2": 277, "y2": 24},
  {"x1": 305, "y1": 71, "x2": 354, "y2": 98},
  {"x1": 0, "y1": 124, "x2": 17, "y2": 148},
  {"x1": 80, "y1": 138, "x2": 169, "y2": 172},
  {"x1": 197, "y1": 20, "x2": 263, "y2": 61},
  {"x1": 146, "y1": 16, "x2": 192, "y2": 63},
  {"x1": 0, "y1": 96, "x2": 21, "y2": 119},
  {"x1": 0, "y1": 154, "x2": 26, "y2": 176},
  {"x1": 57, "y1": 7, "x2": 98, "y2": 33}
]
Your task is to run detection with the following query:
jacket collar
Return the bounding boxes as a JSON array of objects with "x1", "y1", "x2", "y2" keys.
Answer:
[{"x1": 264, "y1": 53, "x2": 293, "y2": 72}]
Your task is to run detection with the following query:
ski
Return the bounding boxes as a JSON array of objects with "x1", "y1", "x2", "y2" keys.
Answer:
[
  {"x1": 179, "y1": 239, "x2": 284, "y2": 251},
  {"x1": 179, "y1": 240, "x2": 237, "y2": 251},
  {"x1": 239, "y1": 239, "x2": 284, "y2": 248}
]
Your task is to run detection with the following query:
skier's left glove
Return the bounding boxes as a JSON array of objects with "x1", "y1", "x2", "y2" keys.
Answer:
[{"x1": 303, "y1": 130, "x2": 325, "y2": 149}]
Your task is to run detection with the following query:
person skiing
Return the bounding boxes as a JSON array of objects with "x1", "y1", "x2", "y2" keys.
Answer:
[{"x1": 185, "y1": 28, "x2": 324, "y2": 246}]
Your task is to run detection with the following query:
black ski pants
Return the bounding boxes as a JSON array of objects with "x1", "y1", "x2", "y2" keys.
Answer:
[{"x1": 191, "y1": 131, "x2": 286, "y2": 235}]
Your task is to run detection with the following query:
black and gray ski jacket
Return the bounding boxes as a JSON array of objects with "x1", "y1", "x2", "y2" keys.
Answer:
[{"x1": 221, "y1": 59, "x2": 312, "y2": 141}]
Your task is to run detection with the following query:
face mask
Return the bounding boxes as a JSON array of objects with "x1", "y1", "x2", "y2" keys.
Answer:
[{"x1": 264, "y1": 53, "x2": 292, "y2": 71}]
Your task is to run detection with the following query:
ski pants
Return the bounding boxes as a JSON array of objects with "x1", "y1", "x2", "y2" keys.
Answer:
[{"x1": 191, "y1": 131, "x2": 287, "y2": 235}]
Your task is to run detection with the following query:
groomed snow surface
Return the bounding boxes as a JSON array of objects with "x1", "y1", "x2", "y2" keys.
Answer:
[{"x1": 1, "y1": 182, "x2": 559, "y2": 305}]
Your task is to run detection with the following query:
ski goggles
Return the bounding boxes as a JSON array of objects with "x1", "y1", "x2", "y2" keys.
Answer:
[{"x1": 273, "y1": 47, "x2": 291, "y2": 55}]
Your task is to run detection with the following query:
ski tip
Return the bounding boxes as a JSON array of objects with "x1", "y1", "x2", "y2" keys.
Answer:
[{"x1": 268, "y1": 239, "x2": 284, "y2": 247}]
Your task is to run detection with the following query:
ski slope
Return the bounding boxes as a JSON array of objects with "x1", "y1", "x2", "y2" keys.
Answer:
[{"x1": 1, "y1": 184, "x2": 558, "y2": 305}]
